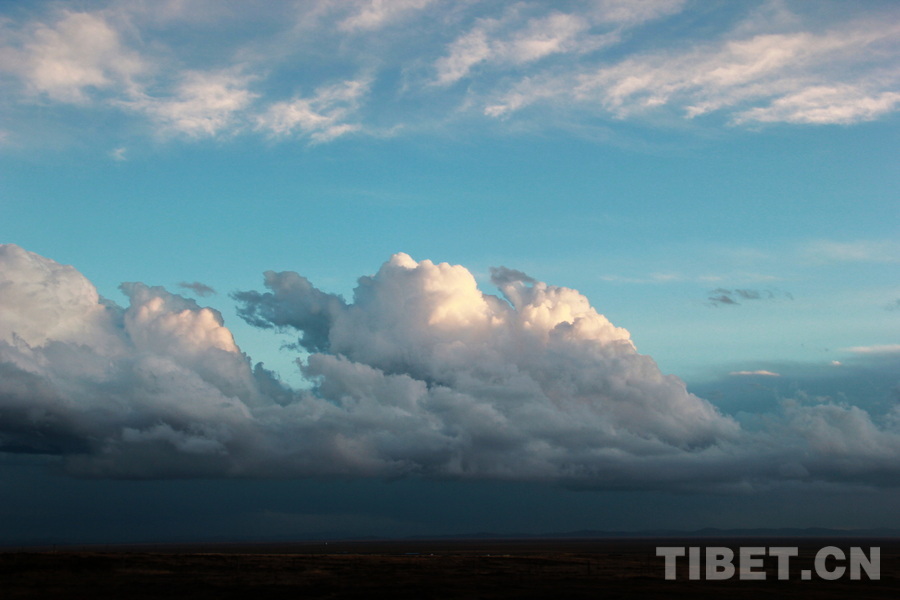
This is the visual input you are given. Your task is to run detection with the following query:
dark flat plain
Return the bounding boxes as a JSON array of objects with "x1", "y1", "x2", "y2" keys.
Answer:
[{"x1": 2, "y1": 538, "x2": 898, "y2": 599}]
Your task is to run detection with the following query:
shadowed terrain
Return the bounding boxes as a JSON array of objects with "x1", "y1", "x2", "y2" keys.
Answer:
[{"x1": 2, "y1": 538, "x2": 898, "y2": 599}]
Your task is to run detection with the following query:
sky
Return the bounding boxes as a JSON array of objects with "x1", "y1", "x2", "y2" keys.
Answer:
[{"x1": 0, "y1": 0, "x2": 898, "y2": 544}]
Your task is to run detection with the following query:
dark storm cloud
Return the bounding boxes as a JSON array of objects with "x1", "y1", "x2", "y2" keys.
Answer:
[
  {"x1": 232, "y1": 271, "x2": 346, "y2": 353},
  {"x1": 2, "y1": 244, "x2": 900, "y2": 490}
]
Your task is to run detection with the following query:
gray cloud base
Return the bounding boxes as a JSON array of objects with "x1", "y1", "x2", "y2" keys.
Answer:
[{"x1": 1, "y1": 244, "x2": 899, "y2": 489}]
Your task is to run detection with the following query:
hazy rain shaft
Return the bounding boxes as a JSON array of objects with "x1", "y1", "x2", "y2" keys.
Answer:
[{"x1": 2, "y1": 244, "x2": 900, "y2": 488}]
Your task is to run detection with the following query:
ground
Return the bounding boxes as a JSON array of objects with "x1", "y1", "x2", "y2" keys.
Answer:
[{"x1": 2, "y1": 538, "x2": 898, "y2": 599}]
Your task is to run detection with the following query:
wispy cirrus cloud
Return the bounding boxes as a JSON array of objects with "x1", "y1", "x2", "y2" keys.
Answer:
[
  {"x1": 803, "y1": 240, "x2": 900, "y2": 264},
  {"x1": 845, "y1": 344, "x2": 900, "y2": 355},
  {"x1": 600, "y1": 270, "x2": 777, "y2": 285},
  {"x1": 486, "y1": 15, "x2": 900, "y2": 124},
  {"x1": 338, "y1": 0, "x2": 435, "y2": 32},
  {"x1": 433, "y1": 9, "x2": 618, "y2": 86},
  {"x1": 256, "y1": 79, "x2": 369, "y2": 142},
  {"x1": 730, "y1": 370, "x2": 780, "y2": 377},
  {"x1": 735, "y1": 84, "x2": 900, "y2": 125},
  {"x1": 0, "y1": 1, "x2": 898, "y2": 147},
  {"x1": 434, "y1": 0, "x2": 685, "y2": 94}
]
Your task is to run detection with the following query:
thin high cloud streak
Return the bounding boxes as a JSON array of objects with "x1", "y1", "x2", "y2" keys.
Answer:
[
  {"x1": 0, "y1": 1, "x2": 898, "y2": 146},
  {"x1": 178, "y1": 281, "x2": 216, "y2": 297},
  {"x1": 707, "y1": 287, "x2": 793, "y2": 307},
  {"x1": 2, "y1": 243, "x2": 900, "y2": 489}
]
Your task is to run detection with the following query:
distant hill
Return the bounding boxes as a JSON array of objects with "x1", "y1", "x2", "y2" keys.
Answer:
[{"x1": 407, "y1": 527, "x2": 900, "y2": 540}]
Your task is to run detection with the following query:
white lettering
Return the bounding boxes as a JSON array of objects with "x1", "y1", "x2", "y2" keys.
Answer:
[
  {"x1": 814, "y1": 546, "x2": 846, "y2": 580},
  {"x1": 849, "y1": 547, "x2": 880, "y2": 580},
  {"x1": 739, "y1": 547, "x2": 766, "y2": 580},
  {"x1": 656, "y1": 547, "x2": 685, "y2": 580},
  {"x1": 705, "y1": 547, "x2": 735, "y2": 580},
  {"x1": 768, "y1": 547, "x2": 798, "y2": 580}
]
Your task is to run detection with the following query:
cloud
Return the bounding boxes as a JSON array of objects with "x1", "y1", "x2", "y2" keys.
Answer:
[
  {"x1": 589, "y1": 0, "x2": 686, "y2": 25},
  {"x1": 2, "y1": 245, "x2": 735, "y2": 481},
  {"x1": 706, "y1": 287, "x2": 792, "y2": 306},
  {"x1": 3, "y1": 244, "x2": 900, "y2": 489},
  {"x1": 0, "y1": 243, "x2": 124, "y2": 352},
  {"x1": 0, "y1": 7, "x2": 263, "y2": 140},
  {"x1": 485, "y1": 12, "x2": 900, "y2": 125},
  {"x1": 123, "y1": 70, "x2": 258, "y2": 138},
  {"x1": 178, "y1": 281, "x2": 216, "y2": 297},
  {"x1": 255, "y1": 79, "x2": 369, "y2": 142},
  {"x1": 599, "y1": 272, "x2": 741, "y2": 284},
  {"x1": 239, "y1": 253, "x2": 736, "y2": 452},
  {"x1": 230, "y1": 252, "x2": 900, "y2": 488},
  {"x1": 0, "y1": 244, "x2": 276, "y2": 476},
  {"x1": 804, "y1": 240, "x2": 900, "y2": 264},
  {"x1": 433, "y1": 26, "x2": 492, "y2": 86},
  {"x1": 233, "y1": 270, "x2": 347, "y2": 353},
  {"x1": 845, "y1": 345, "x2": 900, "y2": 355},
  {"x1": 2, "y1": 10, "x2": 144, "y2": 103},
  {"x1": 338, "y1": 0, "x2": 435, "y2": 32},
  {"x1": 779, "y1": 399, "x2": 900, "y2": 479},
  {"x1": 735, "y1": 85, "x2": 900, "y2": 125},
  {"x1": 730, "y1": 370, "x2": 780, "y2": 377},
  {"x1": 433, "y1": 10, "x2": 603, "y2": 86},
  {"x1": 886, "y1": 299, "x2": 900, "y2": 312},
  {"x1": 433, "y1": 2, "x2": 683, "y2": 87},
  {"x1": 707, "y1": 291, "x2": 739, "y2": 306},
  {"x1": 1, "y1": 2, "x2": 898, "y2": 148}
]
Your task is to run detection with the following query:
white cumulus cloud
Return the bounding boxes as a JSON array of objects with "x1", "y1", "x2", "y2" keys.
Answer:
[{"x1": 2, "y1": 244, "x2": 900, "y2": 488}]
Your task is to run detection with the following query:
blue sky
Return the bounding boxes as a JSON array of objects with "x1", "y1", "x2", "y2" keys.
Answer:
[{"x1": 1, "y1": 0, "x2": 899, "y2": 542}]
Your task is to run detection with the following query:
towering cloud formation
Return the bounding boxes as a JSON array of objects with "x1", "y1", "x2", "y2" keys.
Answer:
[
  {"x1": 0, "y1": 245, "x2": 276, "y2": 475},
  {"x1": 2, "y1": 244, "x2": 899, "y2": 487},
  {"x1": 235, "y1": 253, "x2": 737, "y2": 456}
]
